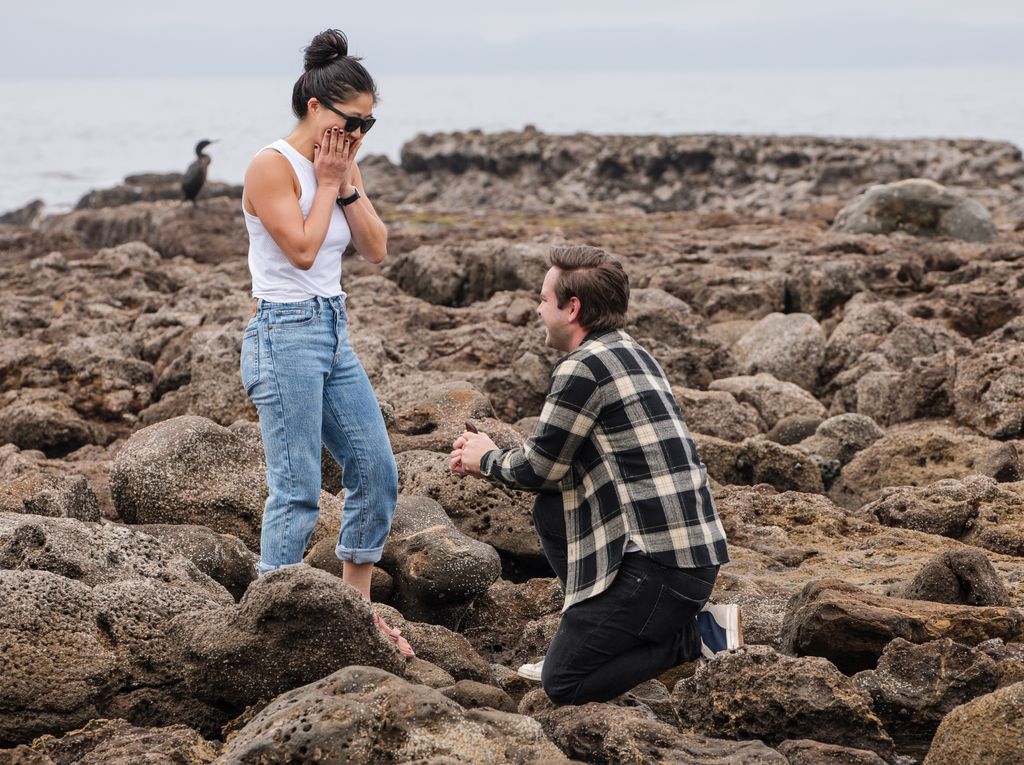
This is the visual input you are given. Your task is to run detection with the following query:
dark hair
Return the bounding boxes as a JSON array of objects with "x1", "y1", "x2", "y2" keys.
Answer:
[
  {"x1": 291, "y1": 29, "x2": 378, "y2": 120},
  {"x1": 548, "y1": 245, "x2": 629, "y2": 332}
]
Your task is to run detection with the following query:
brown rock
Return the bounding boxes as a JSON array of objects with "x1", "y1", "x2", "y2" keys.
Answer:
[
  {"x1": 671, "y1": 645, "x2": 895, "y2": 760},
  {"x1": 775, "y1": 739, "x2": 888, "y2": 765},
  {"x1": 781, "y1": 579, "x2": 1024, "y2": 673},
  {"x1": 852, "y1": 637, "x2": 1019, "y2": 737},
  {"x1": 923, "y1": 681, "x2": 1024, "y2": 765},
  {"x1": 27, "y1": 718, "x2": 220, "y2": 765},
  {"x1": 521, "y1": 691, "x2": 787, "y2": 764},
  {"x1": 899, "y1": 548, "x2": 1011, "y2": 606}
]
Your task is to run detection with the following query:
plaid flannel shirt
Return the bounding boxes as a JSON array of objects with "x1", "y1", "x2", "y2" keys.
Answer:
[{"x1": 480, "y1": 329, "x2": 729, "y2": 612}]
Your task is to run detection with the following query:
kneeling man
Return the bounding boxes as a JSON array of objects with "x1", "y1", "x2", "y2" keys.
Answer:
[{"x1": 451, "y1": 245, "x2": 741, "y2": 705}]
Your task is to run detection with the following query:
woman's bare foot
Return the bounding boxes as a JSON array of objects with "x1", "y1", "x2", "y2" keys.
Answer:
[{"x1": 374, "y1": 612, "x2": 415, "y2": 657}]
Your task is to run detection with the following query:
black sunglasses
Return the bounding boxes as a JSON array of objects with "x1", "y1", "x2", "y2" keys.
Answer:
[{"x1": 318, "y1": 100, "x2": 376, "y2": 134}]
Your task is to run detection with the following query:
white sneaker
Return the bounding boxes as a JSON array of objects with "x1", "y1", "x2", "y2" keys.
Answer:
[
  {"x1": 516, "y1": 658, "x2": 545, "y2": 681},
  {"x1": 697, "y1": 603, "x2": 743, "y2": 659}
]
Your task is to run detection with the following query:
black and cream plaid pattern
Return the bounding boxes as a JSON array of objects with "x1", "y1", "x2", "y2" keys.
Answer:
[{"x1": 480, "y1": 329, "x2": 729, "y2": 612}]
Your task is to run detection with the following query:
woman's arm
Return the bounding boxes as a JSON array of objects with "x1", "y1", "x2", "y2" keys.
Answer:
[
  {"x1": 341, "y1": 160, "x2": 388, "y2": 264},
  {"x1": 243, "y1": 128, "x2": 348, "y2": 271}
]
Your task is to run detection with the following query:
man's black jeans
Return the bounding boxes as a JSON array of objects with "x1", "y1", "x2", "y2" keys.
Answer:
[{"x1": 532, "y1": 491, "x2": 718, "y2": 705}]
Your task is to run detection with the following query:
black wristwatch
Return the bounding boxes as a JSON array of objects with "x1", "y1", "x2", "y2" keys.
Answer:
[{"x1": 337, "y1": 188, "x2": 361, "y2": 207}]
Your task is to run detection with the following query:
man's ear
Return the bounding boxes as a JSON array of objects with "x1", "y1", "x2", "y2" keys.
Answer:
[{"x1": 567, "y1": 296, "x2": 582, "y2": 322}]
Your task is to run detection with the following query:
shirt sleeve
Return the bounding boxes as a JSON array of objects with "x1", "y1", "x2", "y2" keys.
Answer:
[{"x1": 481, "y1": 357, "x2": 602, "y2": 490}]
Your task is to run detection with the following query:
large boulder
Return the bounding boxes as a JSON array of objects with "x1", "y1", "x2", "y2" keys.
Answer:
[
  {"x1": 519, "y1": 691, "x2": 787, "y2": 764},
  {"x1": 863, "y1": 474, "x2": 1024, "y2": 558},
  {"x1": 781, "y1": 579, "x2": 1024, "y2": 674},
  {"x1": 460, "y1": 577, "x2": 563, "y2": 664},
  {"x1": 831, "y1": 179, "x2": 998, "y2": 243},
  {"x1": 709, "y1": 373, "x2": 827, "y2": 429},
  {"x1": 9, "y1": 718, "x2": 220, "y2": 765},
  {"x1": 952, "y1": 343, "x2": 1024, "y2": 438},
  {"x1": 109, "y1": 415, "x2": 341, "y2": 554},
  {"x1": 0, "y1": 564, "x2": 230, "y2": 747},
  {"x1": 385, "y1": 240, "x2": 550, "y2": 307},
  {"x1": 694, "y1": 433, "x2": 826, "y2": 494},
  {"x1": 167, "y1": 566, "x2": 407, "y2": 714},
  {"x1": 130, "y1": 522, "x2": 257, "y2": 601},
  {"x1": 217, "y1": 665, "x2": 569, "y2": 764},
  {"x1": 673, "y1": 386, "x2": 766, "y2": 442},
  {"x1": 670, "y1": 646, "x2": 896, "y2": 761},
  {"x1": 377, "y1": 494, "x2": 502, "y2": 628},
  {"x1": 110, "y1": 416, "x2": 265, "y2": 545},
  {"x1": 923, "y1": 681, "x2": 1024, "y2": 764},
  {"x1": 829, "y1": 422, "x2": 1004, "y2": 510},
  {"x1": 0, "y1": 389, "x2": 99, "y2": 457},
  {"x1": 388, "y1": 381, "x2": 525, "y2": 454},
  {"x1": 898, "y1": 548, "x2": 1011, "y2": 606},
  {"x1": 853, "y1": 637, "x2": 1024, "y2": 738},
  {"x1": 395, "y1": 449, "x2": 545, "y2": 572},
  {"x1": 732, "y1": 312, "x2": 827, "y2": 391}
]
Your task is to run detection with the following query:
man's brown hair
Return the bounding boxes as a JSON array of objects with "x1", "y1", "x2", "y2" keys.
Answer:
[{"x1": 548, "y1": 245, "x2": 629, "y2": 332}]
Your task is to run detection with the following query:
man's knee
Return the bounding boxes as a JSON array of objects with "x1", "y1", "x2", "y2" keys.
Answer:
[{"x1": 541, "y1": 663, "x2": 578, "y2": 706}]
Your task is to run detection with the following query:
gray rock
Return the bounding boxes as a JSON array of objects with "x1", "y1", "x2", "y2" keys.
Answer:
[
  {"x1": 0, "y1": 471, "x2": 100, "y2": 522},
  {"x1": 130, "y1": 522, "x2": 257, "y2": 601},
  {"x1": 671, "y1": 645, "x2": 895, "y2": 760},
  {"x1": 674, "y1": 386, "x2": 766, "y2": 442},
  {"x1": 395, "y1": 449, "x2": 545, "y2": 571},
  {"x1": 440, "y1": 680, "x2": 516, "y2": 712},
  {"x1": 953, "y1": 344, "x2": 1024, "y2": 438},
  {"x1": 775, "y1": 739, "x2": 888, "y2": 765},
  {"x1": 733, "y1": 312, "x2": 827, "y2": 391},
  {"x1": 709, "y1": 373, "x2": 827, "y2": 429},
  {"x1": 799, "y1": 413, "x2": 884, "y2": 465},
  {"x1": 377, "y1": 494, "x2": 502, "y2": 629},
  {"x1": 0, "y1": 389, "x2": 98, "y2": 457},
  {"x1": 217, "y1": 665, "x2": 568, "y2": 764},
  {"x1": 520, "y1": 690, "x2": 788, "y2": 764},
  {"x1": 385, "y1": 239, "x2": 550, "y2": 307},
  {"x1": 167, "y1": 566, "x2": 407, "y2": 712},
  {"x1": 832, "y1": 179, "x2": 997, "y2": 242},
  {"x1": 110, "y1": 415, "x2": 266, "y2": 548},
  {"x1": 864, "y1": 474, "x2": 1024, "y2": 558}
]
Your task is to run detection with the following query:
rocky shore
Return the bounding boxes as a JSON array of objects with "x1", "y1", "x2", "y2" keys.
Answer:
[{"x1": 1, "y1": 130, "x2": 1023, "y2": 764}]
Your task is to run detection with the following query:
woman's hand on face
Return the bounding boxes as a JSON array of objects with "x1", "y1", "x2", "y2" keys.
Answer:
[{"x1": 312, "y1": 127, "x2": 360, "y2": 192}]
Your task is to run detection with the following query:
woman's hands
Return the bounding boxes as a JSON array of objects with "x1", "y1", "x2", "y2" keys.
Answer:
[{"x1": 313, "y1": 127, "x2": 363, "y2": 194}]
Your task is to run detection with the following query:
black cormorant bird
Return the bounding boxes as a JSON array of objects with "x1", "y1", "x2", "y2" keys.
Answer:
[{"x1": 182, "y1": 139, "x2": 216, "y2": 205}]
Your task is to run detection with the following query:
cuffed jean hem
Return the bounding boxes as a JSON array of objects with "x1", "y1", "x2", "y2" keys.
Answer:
[
  {"x1": 257, "y1": 560, "x2": 307, "y2": 577},
  {"x1": 336, "y1": 543, "x2": 385, "y2": 564}
]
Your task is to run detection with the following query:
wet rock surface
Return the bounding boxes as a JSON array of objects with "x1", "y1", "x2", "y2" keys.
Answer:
[{"x1": 2, "y1": 129, "x2": 1024, "y2": 762}]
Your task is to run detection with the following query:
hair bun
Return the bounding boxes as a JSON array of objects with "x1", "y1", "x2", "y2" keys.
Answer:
[{"x1": 304, "y1": 29, "x2": 349, "y2": 71}]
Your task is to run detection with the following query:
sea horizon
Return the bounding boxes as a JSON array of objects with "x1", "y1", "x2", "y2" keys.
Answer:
[{"x1": 2, "y1": 65, "x2": 1022, "y2": 215}]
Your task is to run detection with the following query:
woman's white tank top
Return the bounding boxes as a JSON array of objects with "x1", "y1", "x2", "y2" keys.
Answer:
[{"x1": 243, "y1": 139, "x2": 351, "y2": 302}]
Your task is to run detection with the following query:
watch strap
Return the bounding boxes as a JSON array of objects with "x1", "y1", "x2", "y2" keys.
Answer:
[{"x1": 338, "y1": 188, "x2": 361, "y2": 207}]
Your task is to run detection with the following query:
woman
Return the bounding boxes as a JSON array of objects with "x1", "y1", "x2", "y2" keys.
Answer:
[{"x1": 239, "y1": 29, "x2": 411, "y2": 655}]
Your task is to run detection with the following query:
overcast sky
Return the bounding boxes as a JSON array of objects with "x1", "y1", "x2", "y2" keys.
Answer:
[{"x1": 4, "y1": 1, "x2": 1024, "y2": 78}]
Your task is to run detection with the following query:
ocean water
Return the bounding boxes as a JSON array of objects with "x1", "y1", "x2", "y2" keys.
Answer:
[{"x1": 1, "y1": 67, "x2": 1022, "y2": 215}]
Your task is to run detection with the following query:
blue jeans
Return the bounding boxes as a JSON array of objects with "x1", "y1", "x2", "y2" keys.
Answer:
[{"x1": 240, "y1": 295, "x2": 398, "y2": 575}]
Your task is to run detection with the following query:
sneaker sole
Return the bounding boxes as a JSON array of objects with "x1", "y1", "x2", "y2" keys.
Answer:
[{"x1": 516, "y1": 667, "x2": 543, "y2": 681}]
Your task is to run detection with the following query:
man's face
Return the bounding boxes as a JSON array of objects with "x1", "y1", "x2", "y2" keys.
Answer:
[{"x1": 537, "y1": 267, "x2": 576, "y2": 352}]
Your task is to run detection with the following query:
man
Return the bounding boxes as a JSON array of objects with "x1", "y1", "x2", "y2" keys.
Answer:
[{"x1": 450, "y1": 245, "x2": 741, "y2": 706}]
